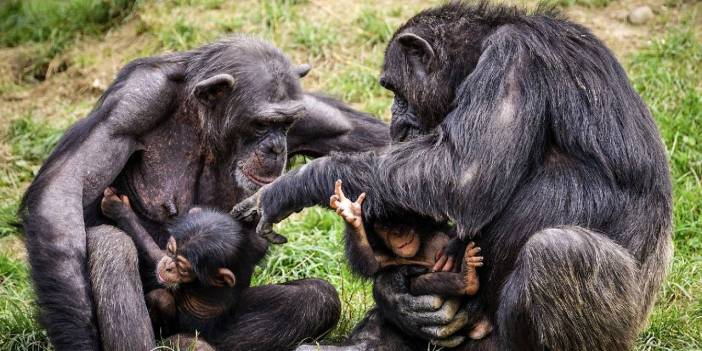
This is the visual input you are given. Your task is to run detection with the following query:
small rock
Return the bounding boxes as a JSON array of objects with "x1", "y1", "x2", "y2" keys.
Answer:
[
  {"x1": 614, "y1": 10, "x2": 629, "y2": 21},
  {"x1": 628, "y1": 6, "x2": 654, "y2": 25}
]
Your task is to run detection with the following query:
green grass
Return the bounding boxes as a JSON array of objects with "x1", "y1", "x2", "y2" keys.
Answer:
[
  {"x1": 629, "y1": 27, "x2": 702, "y2": 351},
  {"x1": 0, "y1": 1, "x2": 701, "y2": 350},
  {"x1": 0, "y1": 0, "x2": 135, "y2": 80}
]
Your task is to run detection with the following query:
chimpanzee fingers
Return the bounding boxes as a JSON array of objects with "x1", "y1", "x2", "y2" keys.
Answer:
[
  {"x1": 329, "y1": 195, "x2": 339, "y2": 209},
  {"x1": 466, "y1": 241, "x2": 476, "y2": 250},
  {"x1": 423, "y1": 308, "x2": 469, "y2": 339},
  {"x1": 467, "y1": 246, "x2": 482, "y2": 257},
  {"x1": 399, "y1": 294, "x2": 445, "y2": 313},
  {"x1": 120, "y1": 195, "x2": 131, "y2": 209},
  {"x1": 432, "y1": 254, "x2": 448, "y2": 272},
  {"x1": 230, "y1": 194, "x2": 261, "y2": 224},
  {"x1": 334, "y1": 179, "x2": 346, "y2": 200},
  {"x1": 408, "y1": 298, "x2": 461, "y2": 325},
  {"x1": 355, "y1": 192, "x2": 366, "y2": 205},
  {"x1": 441, "y1": 257, "x2": 455, "y2": 272},
  {"x1": 430, "y1": 335, "x2": 466, "y2": 349},
  {"x1": 255, "y1": 213, "x2": 287, "y2": 244},
  {"x1": 468, "y1": 256, "x2": 484, "y2": 263}
]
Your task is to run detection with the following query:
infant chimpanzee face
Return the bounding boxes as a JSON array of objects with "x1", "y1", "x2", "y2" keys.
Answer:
[
  {"x1": 156, "y1": 208, "x2": 242, "y2": 290},
  {"x1": 373, "y1": 225, "x2": 421, "y2": 258}
]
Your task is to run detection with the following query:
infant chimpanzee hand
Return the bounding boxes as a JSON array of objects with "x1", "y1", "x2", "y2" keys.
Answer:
[
  {"x1": 329, "y1": 179, "x2": 366, "y2": 230},
  {"x1": 100, "y1": 187, "x2": 132, "y2": 220}
]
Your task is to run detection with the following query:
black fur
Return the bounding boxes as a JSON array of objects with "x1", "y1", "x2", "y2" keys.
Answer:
[{"x1": 251, "y1": 2, "x2": 672, "y2": 350}]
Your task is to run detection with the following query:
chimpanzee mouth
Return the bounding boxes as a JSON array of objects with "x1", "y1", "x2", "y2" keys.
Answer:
[
  {"x1": 240, "y1": 168, "x2": 276, "y2": 186},
  {"x1": 156, "y1": 271, "x2": 166, "y2": 285},
  {"x1": 397, "y1": 236, "x2": 415, "y2": 250}
]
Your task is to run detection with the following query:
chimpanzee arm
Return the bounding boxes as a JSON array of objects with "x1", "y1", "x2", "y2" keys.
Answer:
[
  {"x1": 247, "y1": 28, "x2": 545, "y2": 240},
  {"x1": 287, "y1": 93, "x2": 389, "y2": 157},
  {"x1": 409, "y1": 272, "x2": 466, "y2": 297},
  {"x1": 344, "y1": 224, "x2": 382, "y2": 278},
  {"x1": 110, "y1": 208, "x2": 166, "y2": 264},
  {"x1": 19, "y1": 66, "x2": 179, "y2": 349}
]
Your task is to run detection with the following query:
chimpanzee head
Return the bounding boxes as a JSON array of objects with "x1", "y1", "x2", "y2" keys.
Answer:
[
  {"x1": 187, "y1": 36, "x2": 312, "y2": 193},
  {"x1": 379, "y1": 3, "x2": 500, "y2": 141},
  {"x1": 157, "y1": 207, "x2": 245, "y2": 290}
]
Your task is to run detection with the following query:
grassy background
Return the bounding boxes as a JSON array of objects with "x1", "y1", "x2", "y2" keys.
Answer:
[{"x1": 0, "y1": 0, "x2": 700, "y2": 350}]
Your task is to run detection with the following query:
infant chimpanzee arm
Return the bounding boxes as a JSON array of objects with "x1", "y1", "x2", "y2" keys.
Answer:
[
  {"x1": 100, "y1": 188, "x2": 165, "y2": 264},
  {"x1": 410, "y1": 242, "x2": 483, "y2": 296},
  {"x1": 330, "y1": 180, "x2": 381, "y2": 277}
]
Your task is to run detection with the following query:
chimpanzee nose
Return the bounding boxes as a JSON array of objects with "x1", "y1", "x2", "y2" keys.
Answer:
[
  {"x1": 379, "y1": 74, "x2": 390, "y2": 89},
  {"x1": 268, "y1": 142, "x2": 284, "y2": 155}
]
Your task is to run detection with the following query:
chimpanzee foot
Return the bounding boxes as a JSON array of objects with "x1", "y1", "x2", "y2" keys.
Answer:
[
  {"x1": 100, "y1": 187, "x2": 132, "y2": 220},
  {"x1": 468, "y1": 318, "x2": 493, "y2": 340},
  {"x1": 145, "y1": 288, "x2": 176, "y2": 319},
  {"x1": 463, "y1": 242, "x2": 483, "y2": 295}
]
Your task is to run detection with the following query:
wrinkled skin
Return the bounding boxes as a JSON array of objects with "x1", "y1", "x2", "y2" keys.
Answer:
[{"x1": 20, "y1": 37, "x2": 388, "y2": 351}]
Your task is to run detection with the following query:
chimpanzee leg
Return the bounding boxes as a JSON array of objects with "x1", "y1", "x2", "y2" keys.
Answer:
[
  {"x1": 496, "y1": 226, "x2": 643, "y2": 351},
  {"x1": 213, "y1": 278, "x2": 341, "y2": 351},
  {"x1": 86, "y1": 225, "x2": 154, "y2": 351},
  {"x1": 296, "y1": 308, "x2": 422, "y2": 351}
]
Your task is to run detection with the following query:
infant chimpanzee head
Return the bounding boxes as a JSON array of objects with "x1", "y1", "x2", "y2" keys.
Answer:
[
  {"x1": 372, "y1": 224, "x2": 422, "y2": 258},
  {"x1": 157, "y1": 208, "x2": 244, "y2": 290}
]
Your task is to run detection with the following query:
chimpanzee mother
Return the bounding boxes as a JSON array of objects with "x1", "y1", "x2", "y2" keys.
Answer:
[
  {"x1": 239, "y1": 3, "x2": 673, "y2": 350},
  {"x1": 20, "y1": 36, "x2": 388, "y2": 351}
]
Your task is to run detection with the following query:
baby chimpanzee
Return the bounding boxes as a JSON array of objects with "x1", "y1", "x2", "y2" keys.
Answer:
[
  {"x1": 100, "y1": 188, "x2": 265, "y2": 342},
  {"x1": 330, "y1": 180, "x2": 492, "y2": 340}
]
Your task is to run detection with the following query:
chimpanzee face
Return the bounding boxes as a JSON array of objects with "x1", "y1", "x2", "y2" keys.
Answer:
[
  {"x1": 156, "y1": 236, "x2": 236, "y2": 290},
  {"x1": 380, "y1": 30, "x2": 461, "y2": 141},
  {"x1": 156, "y1": 236, "x2": 197, "y2": 288},
  {"x1": 233, "y1": 72, "x2": 306, "y2": 193},
  {"x1": 194, "y1": 61, "x2": 310, "y2": 194}
]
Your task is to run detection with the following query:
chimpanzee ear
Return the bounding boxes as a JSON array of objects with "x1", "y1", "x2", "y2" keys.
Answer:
[
  {"x1": 294, "y1": 64, "x2": 311, "y2": 78},
  {"x1": 194, "y1": 73, "x2": 236, "y2": 107},
  {"x1": 397, "y1": 32, "x2": 435, "y2": 72},
  {"x1": 213, "y1": 268, "x2": 236, "y2": 287}
]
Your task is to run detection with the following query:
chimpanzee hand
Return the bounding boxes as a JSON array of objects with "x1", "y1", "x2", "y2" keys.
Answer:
[
  {"x1": 433, "y1": 238, "x2": 469, "y2": 273},
  {"x1": 100, "y1": 187, "x2": 133, "y2": 220},
  {"x1": 230, "y1": 186, "x2": 291, "y2": 245},
  {"x1": 373, "y1": 265, "x2": 469, "y2": 348}
]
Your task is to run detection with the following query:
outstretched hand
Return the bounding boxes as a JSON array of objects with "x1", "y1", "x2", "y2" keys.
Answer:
[
  {"x1": 230, "y1": 187, "x2": 289, "y2": 244},
  {"x1": 329, "y1": 179, "x2": 366, "y2": 229}
]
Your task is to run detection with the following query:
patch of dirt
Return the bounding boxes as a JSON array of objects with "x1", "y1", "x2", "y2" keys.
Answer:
[
  {"x1": 0, "y1": 235, "x2": 27, "y2": 262},
  {"x1": 565, "y1": 0, "x2": 698, "y2": 60}
]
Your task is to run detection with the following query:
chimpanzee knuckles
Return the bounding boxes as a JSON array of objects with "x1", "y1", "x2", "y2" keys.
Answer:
[
  {"x1": 230, "y1": 194, "x2": 260, "y2": 223},
  {"x1": 194, "y1": 73, "x2": 236, "y2": 107}
]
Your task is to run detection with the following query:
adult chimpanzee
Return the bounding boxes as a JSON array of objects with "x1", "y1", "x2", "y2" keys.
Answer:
[
  {"x1": 235, "y1": 3, "x2": 673, "y2": 350},
  {"x1": 19, "y1": 36, "x2": 389, "y2": 351}
]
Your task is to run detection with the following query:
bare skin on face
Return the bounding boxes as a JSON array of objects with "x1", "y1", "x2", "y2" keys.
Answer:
[{"x1": 330, "y1": 179, "x2": 492, "y2": 340}]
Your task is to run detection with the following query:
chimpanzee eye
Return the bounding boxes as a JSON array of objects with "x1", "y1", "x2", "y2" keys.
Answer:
[{"x1": 251, "y1": 121, "x2": 269, "y2": 136}]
